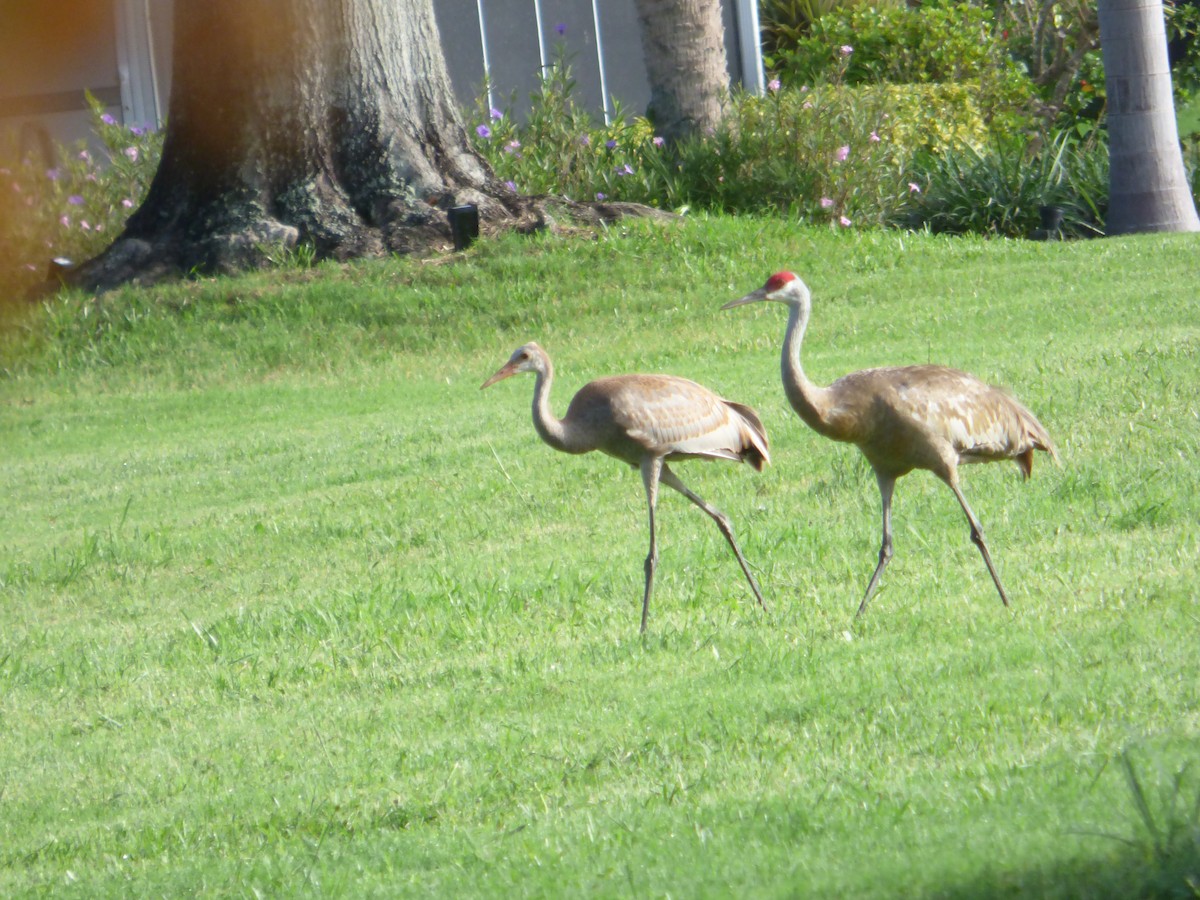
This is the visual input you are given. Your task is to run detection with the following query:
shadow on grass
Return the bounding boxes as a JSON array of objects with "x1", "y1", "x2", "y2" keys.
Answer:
[{"x1": 934, "y1": 841, "x2": 1199, "y2": 899}]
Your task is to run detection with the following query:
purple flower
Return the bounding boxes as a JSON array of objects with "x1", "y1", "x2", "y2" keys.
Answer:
[
  {"x1": 652, "y1": 136, "x2": 665, "y2": 148},
  {"x1": 67, "y1": 194, "x2": 84, "y2": 206},
  {"x1": 767, "y1": 78, "x2": 781, "y2": 93},
  {"x1": 869, "y1": 131, "x2": 881, "y2": 143},
  {"x1": 80, "y1": 220, "x2": 91, "y2": 231},
  {"x1": 615, "y1": 163, "x2": 634, "y2": 176},
  {"x1": 124, "y1": 147, "x2": 139, "y2": 162},
  {"x1": 555, "y1": 23, "x2": 567, "y2": 36},
  {"x1": 820, "y1": 197, "x2": 834, "y2": 209},
  {"x1": 839, "y1": 215, "x2": 852, "y2": 227},
  {"x1": 78, "y1": 150, "x2": 91, "y2": 162},
  {"x1": 46, "y1": 168, "x2": 60, "y2": 181},
  {"x1": 476, "y1": 124, "x2": 491, "y2": 138},
  {"x1": 504, "y1": 139, "x2": 521, "y2": 154},
  {"x1": 131, "y1": 125, "x2": 145, "y2": 136},
  {"x1": 578, "y1": 134, "x2": 591, "y2": 146},
  {"x1": 835, "y1": 145, "x2": 850, "y2": 162},
  {"x1": 490, "y1": 107, "x2": 503, "y2": 120},
  {"x1": 605, "y1": 139, "x2": 617, "y2": 150},
  {"x1": 100, "y1": 113, "x2": 116, "y2": 125},
  {"x1": 504, "y1": 180, "x2": 517, "y2": 192},
  {"x1": 122, "y1": 198, "x2": 135, "y2": 208},
  {"x1": 908, "y1": 182, "x2": 922, "y2": 194},
  {"x1": 59, "y1": 215, "x2": 70, "y2": 227},
  {"x1": 840, "y1": 45, "x2": 853, "y2": 56},
  {"x1": 596, "y1": 192, "x2": 607, "y2": 201}
]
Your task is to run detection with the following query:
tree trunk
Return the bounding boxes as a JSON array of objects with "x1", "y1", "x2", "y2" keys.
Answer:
[
  {"x1": 632, "y1": 0, "x2": 729, "y2": 145},
  {"x1": 69, "y1": 0, "x2": 527, "y2": 291},
  {"x1": 1098, "y1": 0, "x2": 1200, "y2": 234}
]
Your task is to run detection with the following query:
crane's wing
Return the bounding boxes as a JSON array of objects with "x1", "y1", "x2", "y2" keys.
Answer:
[
  {"x1": 572, "y1": 375, "x2": 770, "y2": 470},
  {"x1": 855, "y1": 365, "x2": 1057, "y2": 475}
]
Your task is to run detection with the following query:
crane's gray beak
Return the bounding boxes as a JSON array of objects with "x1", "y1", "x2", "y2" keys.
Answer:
[
  {"x1": 481, "y1": 361, "x2": 519, "y2": 389},
  {"x1": 722, "y1": 288, "x2": 768, "y2": 310}
]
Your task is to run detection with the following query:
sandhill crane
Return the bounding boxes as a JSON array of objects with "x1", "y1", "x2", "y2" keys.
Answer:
[
  {"x1": 482, "y1": 341, "x2": 771, "y2": 632},
  {"x1": 724, "y1": 271, "x2": 1058, "y2": 616}
]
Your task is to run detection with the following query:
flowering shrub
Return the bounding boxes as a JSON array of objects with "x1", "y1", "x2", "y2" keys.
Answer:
[
  {"x1": 469, "y1": 51, "x2": 668, "y2": 205},
  {"x1": 769, "y1": 0, "x2": 1036, "y2": 137},
  {"x1": 0, "y1": 93, "x2": 162, "y2": 303},
  {"x1": 662, "y1": 82, "x2": 992, "y2": 225},
  {"x1": 468, "y1": 46, "x2": 996, "y2": 228}
]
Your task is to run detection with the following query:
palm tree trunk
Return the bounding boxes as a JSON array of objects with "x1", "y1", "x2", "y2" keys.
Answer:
[
  {"x1": 1098, "y1": 0, "x2": 1200, "y2": 234},
  {"x1": 632, "y1": 0, "x2": 729, "y2": 145}
]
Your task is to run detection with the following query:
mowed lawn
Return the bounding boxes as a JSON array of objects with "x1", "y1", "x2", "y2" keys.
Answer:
[{"x1": 1, "y1": 218, "x2": 1198, "y2": 897}]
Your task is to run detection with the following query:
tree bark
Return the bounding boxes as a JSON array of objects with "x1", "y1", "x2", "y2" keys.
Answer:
[
  {"x1": 632, "y1": 0, "x2": 729, "y2": 145},
  {"x1": 69, "y1": 0, "x2": 531, "y2": 291},
  {"x1": 1098, "y1": 0, "x2": 1200, "y2": 234}
]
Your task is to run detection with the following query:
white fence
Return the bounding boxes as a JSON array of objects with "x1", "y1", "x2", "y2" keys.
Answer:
[
  {"x1": 1, "y1": 0, "x2": 764, "y2": 152},
  {"x1": 437, "y1": 0, "x2": 764, "y2": 123}
]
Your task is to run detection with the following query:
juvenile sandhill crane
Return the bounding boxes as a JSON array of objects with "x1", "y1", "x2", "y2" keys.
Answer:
[
  {"x1": 724, "y1": 271, "x2": 1058, "y2": 616},
  {"x1": 482, "y1": 341, "x2": 771, "y2": 632}
]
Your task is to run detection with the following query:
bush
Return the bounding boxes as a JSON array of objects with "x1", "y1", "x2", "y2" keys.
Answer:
[
  {"x1": 660, "y1": 82, "x2": 997, "y2": 225},
  {"x1": 0, "y1": 93, "x2": 161, "y2": 304},
  {"x1": 769, "y1": 0, "x2": 1037, "y2": 136},
  {"x1": 897, "y1": 131, "x2": 1108, "y2": 237},
  {"x1": 469, "y1": 54, "x2": 996, "y2": 228},
  {"x1": 468, "y1": 52, "x2": 669, "y2": 206}
]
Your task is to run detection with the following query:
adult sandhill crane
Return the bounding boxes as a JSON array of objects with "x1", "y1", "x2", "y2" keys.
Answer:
[
  {"x1": 482, "y1": 341, "x2": 771, "y2": 633},
  {"x1": 724, "y1": 271, "x2": 1058, "y2": 616}
]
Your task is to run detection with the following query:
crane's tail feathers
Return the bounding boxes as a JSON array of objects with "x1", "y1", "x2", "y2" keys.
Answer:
[
  {"x1": 1015, "y1": 405, "x2": 1059, "y2": 479},
  {"x1": 725, "y1": 400, "x2": 771, "y2": 471}
]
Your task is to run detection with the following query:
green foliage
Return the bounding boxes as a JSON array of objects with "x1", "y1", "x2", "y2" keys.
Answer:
[
  {"x1": 2, "y1": 221, "x2": 1199, "y2": 896},
  {"x1": 768, "y1": 0, "x2": 1038, "y2": 135},
  {"x1": 660, "y1": 83, "x2": 990, "y2": 225},
  {"x1": 468, "y1": 50, "x2": 668, "y2": 205},
  {"x1": 899, "y1": 131, "x2": 1108, "y2": 237},
  {"x1": 759, "y1": 0, "x2": 906, "y2": 59},
  {"x1": 993, "y1": 0, "x2": 1103, "y2": 125},
  {"x1": 0, "y1": 93, "x2": 162, "y2": 305},
  {"x1": 470, "y1": 61, "x2": 996, "y2": 228}
]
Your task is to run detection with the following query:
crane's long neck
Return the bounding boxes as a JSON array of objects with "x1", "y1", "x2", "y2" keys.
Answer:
[
  {"x1": 529, "y1": 361, "x2": 574, "y2": 454},
  {"x1": 781, "y1": 299, "x2": 836, "y2": 436}
]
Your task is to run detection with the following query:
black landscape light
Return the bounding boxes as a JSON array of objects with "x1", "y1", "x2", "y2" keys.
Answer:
[
  {"x1": 1038, "y1": 205, "x2": 1064, "y2": 240},
  {"x1": 448, "y1": 204, "x2": 479, "y2": 250}
]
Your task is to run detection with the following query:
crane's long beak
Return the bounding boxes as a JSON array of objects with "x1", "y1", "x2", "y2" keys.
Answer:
[
  {"x1": 481, "y1": 361, "x2": 519, "y2": 389},
  {"x1": 722, "y1": 288, "x2": 768, "y2": 310}
]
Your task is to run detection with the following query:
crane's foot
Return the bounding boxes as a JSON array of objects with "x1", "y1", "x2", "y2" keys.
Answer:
[{"x1": 856, "y1": 543, "x2": 892, "y2": 618}]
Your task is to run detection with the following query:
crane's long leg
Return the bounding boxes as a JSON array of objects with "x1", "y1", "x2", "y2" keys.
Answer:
[
  {"x1": 659, "y1": 465, "x2": 768, "y2": 615},
  {"x1": 857, "y1": 472, "x2": 896, "y2": 618},
  {"x1": 947, "y1": 476, "x2": 1010, "y2": 607},
  {"x1": 639, "y1": 456, "x2": 663, "y2": 633}
]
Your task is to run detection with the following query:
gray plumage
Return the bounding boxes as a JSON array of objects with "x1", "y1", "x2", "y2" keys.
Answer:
[
  {"x1": 725, "y1": 271, "x2": 1058, "y2": 615},
  {"x1": 483, "y1": 341, "x2": 770, "y2": 632}
]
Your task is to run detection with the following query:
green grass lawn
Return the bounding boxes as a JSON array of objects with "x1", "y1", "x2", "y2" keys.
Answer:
[{"x1": 2, "y1": 218, "x2": 1198, "y2": 897}]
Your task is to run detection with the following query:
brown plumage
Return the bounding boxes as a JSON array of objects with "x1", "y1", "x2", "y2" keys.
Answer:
[
  {"x1": 482, "y1": 341, "x2": 770, "y2": 632},
  {"x1": 725, "y1": 271, "x2": 1059, "y2": 616}
]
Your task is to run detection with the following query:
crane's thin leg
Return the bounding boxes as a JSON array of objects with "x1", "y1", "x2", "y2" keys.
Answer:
[
  {"x1": 639, "y1": 457, "x2": 663, "y2": 633},
  {"x1": 857, "y1": 473, "x2": 896, "y2": 618},
  {"x1": 659, "y1": 465, "x2": 768, "y2": 615},
  {"x1": 947, "y1": 477, "x2": 1010, "y2": 607}
]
